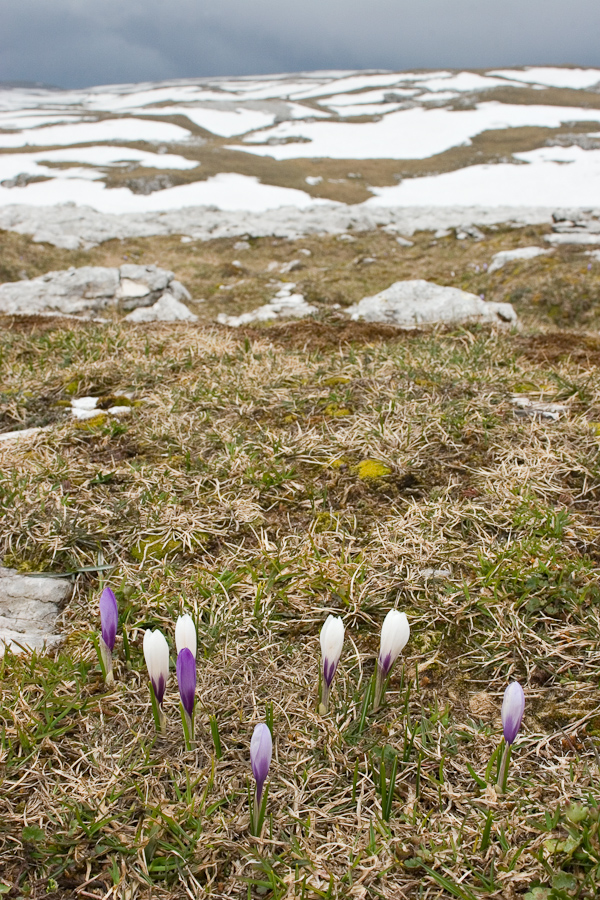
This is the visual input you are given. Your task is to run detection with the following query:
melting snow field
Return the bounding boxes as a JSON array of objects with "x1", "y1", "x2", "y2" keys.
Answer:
[{"x1": 0, "y1": 66, "x2": 600, "y2": 217}]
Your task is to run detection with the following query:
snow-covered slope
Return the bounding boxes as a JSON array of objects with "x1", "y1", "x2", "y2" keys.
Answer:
[{"x1": 0, "y1": 67, "x2": 600, "y2": 217}]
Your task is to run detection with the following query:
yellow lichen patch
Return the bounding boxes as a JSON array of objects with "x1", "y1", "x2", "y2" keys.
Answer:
[
  {"x1": 313, "y1": 511, "x2": 339, "y2": 533},
  {"x1": 97, "y1": 395, "x2": 135, "y2": 410},
  {"x1": 322, "y1": 375, "x2": 351, "y2": 387},
  {"x1": 131, "y1": 536, "x2": 184, "y2": 562},
  {"x1": 355, "y1": 458, "x2": 392, "y2": 479},
  {"x1": 329, "y1": 457, "x2": 349, "y2": 469},
  {"x1": 589, "y1": 422, "x2": 600, "y2": 437},
  {"x1": 324, "y1": 403, "x2": 351, "y2": 417},
  {"x1": 64, "y1": 379, "x2": 80, "y2": 395},
  {"x1": 73, "y1": 413, "x2": 107, "y2": 430}
]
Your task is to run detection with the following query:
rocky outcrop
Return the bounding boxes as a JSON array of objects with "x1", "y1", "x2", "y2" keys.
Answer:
[
  {"x1": 0, "y1": 566, "x2": 72, "y2": 655},
  {"x1": 547, "y1": 209, "x2": 600, "y2": 244},
  {"x1": 0, "y1": 203, "x2": 560, "y2": 249},
  {"x1": 0, "y1": 264, "x2": 193, "y2": 318},
  {"x1": 347, "y1": 280, "x2": 517, "y2": 328}
]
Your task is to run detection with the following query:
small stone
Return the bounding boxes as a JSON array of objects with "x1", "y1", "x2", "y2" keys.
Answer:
[
  {"x1": 0, "y1": 566, "x2": 72, "y2": 655},
  {"x1": 510, "y1": 396, "x2": 567, "y2": 421},
  {"x1": 71, "y1": 397, "x2": 99, "y2": 411},
  {"x1": 420, "y1": 567, "x2": 452, "y2": 581}
]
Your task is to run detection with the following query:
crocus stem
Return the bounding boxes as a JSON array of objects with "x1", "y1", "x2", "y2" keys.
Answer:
[
  {"x1": 252, "y1": 787, "x2": 260, "y2": 835},
  {"x1": 149, "y1": 682, "x2": 167, "y2": 734},
  {"x1": 319, "y1": 681, "x2": 330, "y2": 715},
  {"x1": 373, "y1": 665, "x2": 386, "y2": 711},
  {"x1": 180, "y1": 703, "x2": 194, "y2": 750},
  {"x1": 99, "y1": 637, "x2": 114, "y2": 685},
  {"x1": 497, "y1": 741, "x2": 512, "y2": 794}
]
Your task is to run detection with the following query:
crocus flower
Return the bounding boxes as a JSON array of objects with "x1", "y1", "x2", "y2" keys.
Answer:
[
  {"x1": 98, "y1": 587, "x2": 118, "y2": 684},
  {"x1": 501, "y1": 681, "x2": 525, "y2": 746},
  {"x1": 248, "y1": 722, "x2": 273, "y2": 837},
  {"x1": 251, "y1": 723, "x2": 272, "y2": 802},
  {"x1": 175, "y1": 613, "x2": 197, "y2": 657},
  {"x1": 497, "y1": 681, "x2": 525, "y2": 793},
  {"x1": 374, "y1": 609, "x2": 410, "y2": 709},
  {"x1": 143, "y1": 628, "x2": 169, "y2": 732},
  {"x1": 177, "y1": 647, "x2": 196, "y2": 747},
  {"x1": 319, "y1": 615, "x2": 345, "y2": 712}
]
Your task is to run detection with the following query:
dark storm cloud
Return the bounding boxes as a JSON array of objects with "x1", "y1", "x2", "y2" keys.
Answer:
[{"x1": 1, "y1": 0, "x2": 599, "y2": 89}]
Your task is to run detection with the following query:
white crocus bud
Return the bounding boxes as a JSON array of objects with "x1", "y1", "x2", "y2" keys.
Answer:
[
  {"x1": 374, "y1": 610, "x2": 410, "y2": 709},
  {"x1": 175, "y1": 613, "x2": 197, "y2": 657},
  {"x1": 143, "y1": 628, "x2": 170, "y2": 732},
  {"x1": 319, "y1": 615, "x2": 345, "y2": 713}
]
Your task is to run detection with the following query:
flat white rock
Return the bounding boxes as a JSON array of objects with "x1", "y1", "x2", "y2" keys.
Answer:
[
  {"x1": 347, "y1": 279, "x2": 517, "y2": 328},
  {"x1": 124, "y1": 292, "x2": 198, "y2": 322},
  {"x1": 0, "y1": 566, "x2": 72, "y2": 655},
  {"x1": 0, "y1": 263, "x2": 191, "y2": 318},
  {"x1": 546, "y1": 233, "x2": 600, "y2": 245},
  {"x1": 488, "y1": 246, "x2": 551, "y2": 273},
  {"x1": 0, "y1": 425, "x2": 50, "y2": 443},
  {"x1": 217, "y1": 282, "x2": 316, "y2": 327}
]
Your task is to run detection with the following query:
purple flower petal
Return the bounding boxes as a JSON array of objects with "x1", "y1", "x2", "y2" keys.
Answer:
[
  {"x1": 501, "y1": 681, "x2": 525, "y2": 745},
  {"x1": 250, "y1": 723, "x2": 272, "y2": 802},
  {"x1": 99, "y1": 587, "x2": 118, "y2": 651},
  {"x1": 176, "y1": 648, "x2": 196, "y2": 718}
]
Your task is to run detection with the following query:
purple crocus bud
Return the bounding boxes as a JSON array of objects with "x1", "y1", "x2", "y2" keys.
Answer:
[
  {"x1": 143, "y1": 628, "x2": 169, "y2": 705},
  {"x1": 378, "y1": 610, "x2": 410, "y2": 678},
  {"x1": 176, "y1": 648, "x2": 196, "y2": 718},
  {"x1": 99, "y1": 587, "x2": 118, "y2": 651},
  {"x1": 501, "y1": 681, "x2": 525, "y2": 745},
  {"x1": 97, "y1": 586, "x2": 118, "y2": 685},
  {"x1": 320, "y1": 615, "x2": 345, "y2": 688},
  {"x1": 250, "y1": 723, "x2": 272, "y2": 803}
]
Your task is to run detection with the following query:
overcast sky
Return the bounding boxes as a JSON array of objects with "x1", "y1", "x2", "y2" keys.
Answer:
[{"x1": 1, "y1": 0, "x2": 600, "y2": 89}]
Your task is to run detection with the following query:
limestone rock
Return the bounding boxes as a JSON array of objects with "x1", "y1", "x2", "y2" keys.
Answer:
[
  {"x1": 217, "y1": 282, "x2": 316, "y2": 327},
  {"x1": 0, "y1": 266, "x2": 119, "y2": 316},
  {"x1": 0, "y1": 425, "x2": 49, "y2": 443},
  {"x1": 488, "y1": 247, "x2": 552, "y2": 273},
  {"x1": 124, "y1": 293, "x2": 198, "y2": 322},
  {"x1": 0, "y1": 566, "x2": 72, "y2": 655},
  {"x1": 347, "y1": 279, "x2": 517, "y2": 328},
  {"x1": 119, "y1": 263, "x2": 173, "y2": 293},
  {"x1": 548, "y1": 209, "x2": 600, "y2": 243},
  {"x1": 0, "y1": 203, "x2": 563, "y2": 250},
  {"x1": 0, "y1": 263, "x2": 191, "y2": 318}
]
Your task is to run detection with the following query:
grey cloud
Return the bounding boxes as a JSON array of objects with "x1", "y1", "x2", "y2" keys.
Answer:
[{"x1": 0, "y1": 0, "x2": 599, "y2": 89}]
